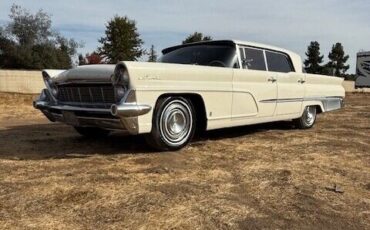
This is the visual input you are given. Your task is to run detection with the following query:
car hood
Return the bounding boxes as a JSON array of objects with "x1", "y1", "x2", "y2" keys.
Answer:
[{"x1": 46, "y1": 64, "x2": 115, "y2": 84}]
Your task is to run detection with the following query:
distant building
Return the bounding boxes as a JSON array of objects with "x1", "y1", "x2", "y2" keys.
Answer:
[{"x1": 355, "y1": 51, "x2": 370, "y2": 88}]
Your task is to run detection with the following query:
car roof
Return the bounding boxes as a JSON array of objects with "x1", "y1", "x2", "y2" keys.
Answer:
[
  {"x1": 162, "y1": 40, "x2": 296, "y2": 56},
  {"x1": 161, "y1": 39, "x2": 303, "y2": 73}
]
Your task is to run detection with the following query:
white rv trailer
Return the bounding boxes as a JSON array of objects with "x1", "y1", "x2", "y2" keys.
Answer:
[{"x1": 355, "y1": 51, "x2": 370, "y2": 88}]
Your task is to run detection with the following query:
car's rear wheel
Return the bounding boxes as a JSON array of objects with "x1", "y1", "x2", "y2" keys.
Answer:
[
  {"x1": 74, "y1": 127, "x2": 110, "y2": 138},
  {"x1": 294, "y1": 106, "x2": 317, "y2": 129},
  {"x1": 145, "y1": 96, "x2": 196, "y2": 151}
]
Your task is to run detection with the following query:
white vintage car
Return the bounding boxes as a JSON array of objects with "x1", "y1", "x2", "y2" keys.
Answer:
[{"x1": 34, "y1": 40, "x2": 345, "y2": 150}]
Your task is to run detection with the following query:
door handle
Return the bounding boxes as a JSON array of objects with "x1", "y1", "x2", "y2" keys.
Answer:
[
  {"x1": 298, "y1": 78, "x2": 306, "y2": 84},
  {"x1": 268, "y1": 77, "x2": 277, "y2": 83}
]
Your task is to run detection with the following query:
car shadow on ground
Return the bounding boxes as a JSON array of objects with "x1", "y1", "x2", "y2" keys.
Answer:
[
  {"x1": 0, "y1": 121, "x2": 295, "y2": 160},
  {"x1": 201, "y1": 120, "x2": 294, "y2": 140}
]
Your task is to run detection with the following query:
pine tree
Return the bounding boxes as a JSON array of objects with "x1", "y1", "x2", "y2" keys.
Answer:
[
  {"x1": 182, "y1": 32, "x2": 212, "y2": 44},
  {"x1": 326, "y1": 43, "x2": 350, "y2": 77},
  {"x1": 98, "y1": 16, "x2": 144, "y2": 63},
  {"x1": 147, "y1": 45, "x2": 157, "y2": 62},
  {"x1": 304, "y1": 41, "x2": 324, "y2": 74},
  {"x1": 78, "y1": 54, "x2": 86, "y2": 65}
]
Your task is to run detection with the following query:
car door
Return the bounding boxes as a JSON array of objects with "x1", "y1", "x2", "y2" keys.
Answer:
[
  {"x1": 232, "y1": 46, "x2": 277, "y2": 119},
  {"x1": 265, "y1": 50, "x2": 304, "y2": 115}
]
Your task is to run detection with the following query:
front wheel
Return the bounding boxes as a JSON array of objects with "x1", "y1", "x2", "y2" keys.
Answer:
[
  {"x1": 145, "y1": 97, "x2": 196, "y2": 151},
  {"x1": 294, "y1": 106, "x2": 317, "y2": 129}
]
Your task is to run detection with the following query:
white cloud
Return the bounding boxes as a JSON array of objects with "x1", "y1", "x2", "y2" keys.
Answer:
[{"x1": 1, "y1": 0, "x2": 369, "y2": 72}]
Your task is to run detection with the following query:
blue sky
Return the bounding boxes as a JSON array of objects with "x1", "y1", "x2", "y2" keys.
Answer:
[{"x1": 1, "y1": 0, "x2": 369, "y2": 73}]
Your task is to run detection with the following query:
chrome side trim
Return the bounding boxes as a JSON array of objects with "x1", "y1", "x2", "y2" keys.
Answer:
[
  {"x1": 259, "y1": 96, "x2": 344, "y2": 112},
  {"x1": 304, "y1": 96, "x2": 344, "y2": 101},
  {"x1": 260, "y1": 98, "x2": 303, "y2": 103},
  {"x1": 260, "y1": 96, "x2": 343, "y2": 103}
]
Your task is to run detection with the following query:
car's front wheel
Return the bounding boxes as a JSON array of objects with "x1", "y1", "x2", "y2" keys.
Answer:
[
  {"x1": 74, "y1": 127, "x2": 110, "y2": 138},
  {"x1": 294, "y1": 106, "x2": 317, "y2": 129},
  {"x1": 145, "y1": 97, "x2": 196, "y2": 151}
]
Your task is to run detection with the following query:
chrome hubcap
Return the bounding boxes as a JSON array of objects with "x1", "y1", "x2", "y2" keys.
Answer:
[
  {"x1": 168, "y1": 111, "x2": 186, "y2": 134},
  {"x1": 303, "y1": 106, "x2": 316, "y2": 126},
  {"x1": 160, "y1": 100, "x2": 192, "y2": 146}
]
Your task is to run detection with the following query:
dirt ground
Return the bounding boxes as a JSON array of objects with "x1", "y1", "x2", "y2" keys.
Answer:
[{"x1": 0, "y1": 92, "x2": 369, "y2": 229}]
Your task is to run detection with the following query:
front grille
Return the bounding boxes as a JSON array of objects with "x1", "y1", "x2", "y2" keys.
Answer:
[{"x1": 57, "y1": 84, "x2": 116, "y2": 107}]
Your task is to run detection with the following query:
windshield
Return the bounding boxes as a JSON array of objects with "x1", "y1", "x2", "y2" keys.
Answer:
[{"x1": 159, "y1": 45, "x2": 237, "y2": 68}]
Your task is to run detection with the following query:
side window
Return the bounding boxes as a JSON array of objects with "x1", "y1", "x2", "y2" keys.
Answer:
[
  {"x1": 241, "y1": 48, "x2": 266, "y2": 71},
  {"x1": 265, "y1": 51, "x2": 294, "y2": 73}
]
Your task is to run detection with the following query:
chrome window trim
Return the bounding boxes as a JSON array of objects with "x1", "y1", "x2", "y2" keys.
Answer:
[
  {"x1": 236, "y1": 44, "x2": 243, "y2": 69},
  {"x1": 263, "y1": 50, "x2": 269, "y2": 71},
  {"x1": 237, "y1": 44, "x2": 268, "y2": 71},
  {"x1": 264, "y1": 49, "x2": 295, "y2": 73}
]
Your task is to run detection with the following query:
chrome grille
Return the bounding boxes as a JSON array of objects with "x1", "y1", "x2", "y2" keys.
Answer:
[{"x1": 57, "y1": 84, "x2": 116, "y2": 107}]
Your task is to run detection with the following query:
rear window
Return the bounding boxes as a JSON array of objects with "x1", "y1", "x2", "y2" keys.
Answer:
[{"x1": 265, "y1": 51, "x2": 294, "y2": 73}]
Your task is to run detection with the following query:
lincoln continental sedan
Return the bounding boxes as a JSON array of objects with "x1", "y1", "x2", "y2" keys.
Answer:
[{"x1": 34, "y1": 40, "x2": 345, "y2": 150}]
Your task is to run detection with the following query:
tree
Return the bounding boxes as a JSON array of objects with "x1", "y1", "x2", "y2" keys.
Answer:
[
  {"x1": 326, "y1": 43, "x2": 350, "y2": 77},
  {"x1": 0, "y1": 36, "x2": 17, "y2": 68},
  {"x1": 86, "y1": 52, "x2": 104, "y2": 64},
  {"x1": 147, "y1": 45, "x2": 157, "y2": 62},
  {"x1": 78, "y1": 54, "x2": 87, "y2": 65},
  {"x1": 0, "y1": 4, "x2": 79, "y2": 69},
  {"x1": 6, "y1": 4, "x2": 52, "y2": 46},
  {"x1": 98, "y1": 16, "x2": 144, "y2": 63},
  {"x1": 304, "y1": 41, "x2": 324, "y2": 74},
  {"x1": 182, "y1": 32, "x2": 212, "y2": 44},
  {"x1": 78, "y1": 52, "x2": 104, "y2": 65}
]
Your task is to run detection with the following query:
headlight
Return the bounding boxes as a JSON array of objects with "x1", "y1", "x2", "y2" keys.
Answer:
[
  {"x1": 115, "y1": 86, "x2": 125, "y2": 101},
  {"x1": 112, "y1": 65, "x2": 129, "y2": 86},
  {"x1": 42, "y1": 72, "x2": 58, "y2": 97},
  {"x1": 112, "y1": 65, "x2": 129, "y2": 102},
  {"x1": 43, "y1": 74, "x2": 52, "y2": 87},
  {"x1": 50, "y1": 86, "x2": 58, "y2": 97}
]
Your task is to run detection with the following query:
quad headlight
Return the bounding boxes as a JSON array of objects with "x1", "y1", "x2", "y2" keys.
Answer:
[
  {"x1": 115, "y1": 86, "x2": 125, "y2": 100},
  {"x1": 112, "y1": 65, "x2": 129, "y2": 102},
  {"x1": 42, "y1": 72, "x2": 58, "y2": 97},
  {"x1": 112, "y1": 65, "x2": 129, "y2": 86}
]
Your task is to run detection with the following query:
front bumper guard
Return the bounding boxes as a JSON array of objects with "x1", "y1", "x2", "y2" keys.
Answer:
[{"x1": 33, "y1": 89, "x2": 151, "y2": 135}]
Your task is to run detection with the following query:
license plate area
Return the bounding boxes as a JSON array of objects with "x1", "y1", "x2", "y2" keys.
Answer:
[{"x1": 62, "y1": 111, "x2": 79, "y2": 126}]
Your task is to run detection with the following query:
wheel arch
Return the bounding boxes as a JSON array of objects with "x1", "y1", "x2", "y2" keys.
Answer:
[
  {"x1": 314, "y1": 105, "x2": 323, "y2": 114},
  {"x1": 155, "y1": 93, "x2": 208, "y2": 133},
  {"x1": 301, "y1": 101, "x2": 324, "y2": 115}
]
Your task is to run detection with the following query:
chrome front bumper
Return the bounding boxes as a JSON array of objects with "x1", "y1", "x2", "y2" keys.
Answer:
[{"x1": 33, "y1": 89, "x2": 151, "y2": 134}]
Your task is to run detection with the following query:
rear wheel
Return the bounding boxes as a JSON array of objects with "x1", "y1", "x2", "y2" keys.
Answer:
[
  {"x1": 74, "y1": 127, "x2": 110, "y2": 138},
  {"x1": 145, "y1": 97, "x2": 196, "y2": 151},
  {"x1": 294, "y1": 106, "x2": 317, "y2": 129}
]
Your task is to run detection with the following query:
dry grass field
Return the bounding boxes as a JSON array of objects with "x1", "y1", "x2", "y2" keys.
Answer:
[{"x1": 0, "y1": 92, "x2": 369, "y2": 229}]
